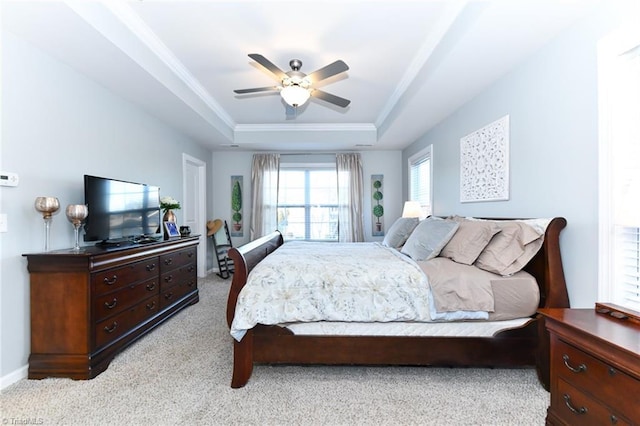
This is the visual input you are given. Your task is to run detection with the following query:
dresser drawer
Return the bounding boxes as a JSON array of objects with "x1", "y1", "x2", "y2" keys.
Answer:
[
  {"x1": 554, "y1": 339, "x2": 640, "y2": 419},
  {"x1": 553, "y1": 378, "x2": 632, "y2": 426},
  {"x1": 159, "y1": 247, "x2": 196, "y2": 273},
  {"x1": 94, "y1": 278, "x2": 159, "y2": 322},
  {"x1": 160, "y1": 264, "x2": 197, "y2": 292},
  {"x1": 92, "y1": 258, "x2": 159, "y2": 295},
  {"x1": 160, "y1": 278, "x2": 197, "y2": 309},
  {"x1": 95, "y1": 295, "x2": 160, "y2": 348}
]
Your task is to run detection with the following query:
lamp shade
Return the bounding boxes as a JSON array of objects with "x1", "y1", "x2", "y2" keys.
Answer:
[
  {"x1": 402, "y1": 201, "x2": 422, "y2": 218},
  {"x1": 281, "y1": 85, "x2": 311, "y2": 107}
]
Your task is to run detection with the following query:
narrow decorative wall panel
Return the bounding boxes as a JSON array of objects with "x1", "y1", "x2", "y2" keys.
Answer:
[{"x1": 460, "y1": 115, "x2": 510, "y2": 203}]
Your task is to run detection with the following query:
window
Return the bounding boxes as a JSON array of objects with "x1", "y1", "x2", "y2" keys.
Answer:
[
  {"x1": 277, "y1": 165, "x2": 338, "y2": 241},
  {"x1": 598, "y1": 29, "x2": 640, "y2": 311},
  {"x1": 408, "y1": 145, "x2": 433, "y2": 218}
]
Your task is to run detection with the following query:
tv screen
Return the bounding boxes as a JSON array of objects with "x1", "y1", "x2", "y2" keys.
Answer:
[{"x1": 83, "y1": 175, "x2": 161, "y2": 244}]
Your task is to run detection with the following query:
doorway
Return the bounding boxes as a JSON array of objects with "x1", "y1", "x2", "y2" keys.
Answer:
[{"x1": 182, "y1": 154, "x2": 207, "y2": 277}]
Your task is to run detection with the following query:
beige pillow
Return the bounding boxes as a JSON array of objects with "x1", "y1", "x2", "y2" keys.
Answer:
[
  {"x1": 475, "y1": 221, "x2": 543, "y2": 276},
  {"x1": 440, "y1": 219, "x2": 501, "y2": 265}
]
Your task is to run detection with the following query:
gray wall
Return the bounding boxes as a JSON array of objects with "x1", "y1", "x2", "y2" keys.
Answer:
[
  {"x1": 402, "y1": 2, "x2": 627, "y2": 309},
  {"x1": 0, "y1": 34, "x2": 212, "y2": 383}
]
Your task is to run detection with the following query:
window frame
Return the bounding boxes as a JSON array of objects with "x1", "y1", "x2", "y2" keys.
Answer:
[
  {"x1": 597, "y1": 26, "x2": 640, "y2": 311},
  {"x1": 277, "y1": 163, "x2": 338, "y2": 242},
  {"x1": 407, "y1": 145, "x2": 433, "y2": 218}
]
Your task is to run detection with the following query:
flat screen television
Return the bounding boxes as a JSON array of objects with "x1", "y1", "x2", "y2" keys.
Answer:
[{"x1": 83, "y1": 175, "x2": 162, "y2": 245}]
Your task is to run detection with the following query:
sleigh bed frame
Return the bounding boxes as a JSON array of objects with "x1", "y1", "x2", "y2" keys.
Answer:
[{"x1": 226, "y1": 217, "x2": 569, "y2": 389}]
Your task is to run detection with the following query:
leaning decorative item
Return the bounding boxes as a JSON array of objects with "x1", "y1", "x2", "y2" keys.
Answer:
[
  {"x1": 65, "y1": 204, "x2": 88, "y2": 251},
  {"x1": 160, "y1": 196, "x2": 181, "y2": 239},
  {"x1": 34, "y1": 196, "x2": 60, "y2": 252}
]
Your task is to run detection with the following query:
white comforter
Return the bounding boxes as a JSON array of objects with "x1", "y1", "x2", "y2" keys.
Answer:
[
  {"x1": 231, "y1": 241, "x2": 493, "y2": 341},
  {"x1": 230, "y1": 241, "x2": 432, "y2": 341}
]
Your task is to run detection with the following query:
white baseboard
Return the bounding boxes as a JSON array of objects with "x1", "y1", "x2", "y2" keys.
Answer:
[{"x1": 1, "y1": 364, "x2": 27, "y2": 390}]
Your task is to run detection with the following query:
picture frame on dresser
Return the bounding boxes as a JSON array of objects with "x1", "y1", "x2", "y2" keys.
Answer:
[{"x1": 164, "y1": 221, "x2": 180, "y2": 239}]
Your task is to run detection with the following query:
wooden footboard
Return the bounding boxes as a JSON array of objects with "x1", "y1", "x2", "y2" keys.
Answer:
[{"x1": 226, "y1": 217, "x2": 569, "y2": 389}]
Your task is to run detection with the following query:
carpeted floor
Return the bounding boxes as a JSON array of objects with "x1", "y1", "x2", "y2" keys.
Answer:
[{"x1": 2, "y1": 274, "x2": 549, "y2": 425}]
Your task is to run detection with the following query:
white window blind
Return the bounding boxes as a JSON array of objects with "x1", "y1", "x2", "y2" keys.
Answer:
[
  {"x1": 598, "y1": 29, "x2": 640, "y2": 312},
  {"x1": 408, "y1": 146, "x2": 432, "y2": 217}
]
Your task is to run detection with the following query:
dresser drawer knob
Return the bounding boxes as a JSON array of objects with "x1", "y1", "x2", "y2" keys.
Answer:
[
  {"x1": 562, "y1": 354, "x2": 587, "y2": 373},
  {"x1": 563, "y1": 394, "x2": 587, "y2": 415},
  {"x1": 164, "y1": 275, "x2": 173, "y2": 283},
  {"x1": 146, "y1": 263, "x2": 156, "y2": 272},
  {"x1": 146, "y1": 301, "x2": 156, "y2": 310},
  {"x1": 104, "y1": 322, "x2": 118, "y2": 333},
  {"x1": 610, "y1": 414, "x2": 618, "y2": 424},
  {"x1": 146, "y1": 282, "x2": 156, "y2": 291},
  {"x1": 164, "y1": 258, "x2": 173, "y2": 265},
  {"x1": 103, "y1": 275, "x2": 117, "y2": 286},
  {"x1": 104, "y1": 298, "x2": 118, "y2": 309},
  {"x1": 164, "y1": 292, "x2": 173, "y2": 300},
  {"x1": 188, "y1": 252, "x2": 194, "y2": 258},
  {"x1": 187, "y1": 266, "x2": 195, "y2": 273}
]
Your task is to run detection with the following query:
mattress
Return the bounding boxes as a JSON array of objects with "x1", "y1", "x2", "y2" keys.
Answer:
[
  {"x1": 284, "y1": 318, "x2": 533, "y2": 337},
  {"x1": 283, "y1": 258, "x2": 540, "y2": 337}
]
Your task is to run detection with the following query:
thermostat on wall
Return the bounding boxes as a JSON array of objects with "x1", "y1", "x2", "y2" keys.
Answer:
[{"x1": 0, "y1": 171, "x2": 19, "y2": 187}]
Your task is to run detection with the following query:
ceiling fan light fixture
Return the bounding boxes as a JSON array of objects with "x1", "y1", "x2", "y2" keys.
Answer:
[{"x1": 281, "y1": 84, "x2": 311, "y2": 107}]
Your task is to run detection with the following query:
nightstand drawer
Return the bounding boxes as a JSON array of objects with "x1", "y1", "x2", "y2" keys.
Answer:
[
  {"x1": 554, "y1": 378, "x2": 632, "y2": 426},
  {"x1": 554, "y1": 339, "x2": 640, "y2": 419}
]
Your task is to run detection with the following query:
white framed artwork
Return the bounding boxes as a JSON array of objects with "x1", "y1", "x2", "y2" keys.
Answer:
[{"x1": 460, "y1": 115, "x2": 510, "y2": 203}]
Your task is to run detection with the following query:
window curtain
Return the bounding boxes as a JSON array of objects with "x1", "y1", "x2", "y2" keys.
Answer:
[
  {"x1": 336, "y1": 153, "x2": 365, "y2": 242},
  {"x1": 250, "y1": 153, "x2": 280, "y2": 240}
]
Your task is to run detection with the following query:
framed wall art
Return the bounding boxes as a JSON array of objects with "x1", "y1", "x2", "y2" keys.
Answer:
[
  {"x1": 460, "y1": 115, "x2": 510, "y2": 203},
  {"x1": 371, "y1": 174, "x2": 384, "y2": 236},
  {"x1": 230, "y1": 175, "x2": 243, "y2": 237}
]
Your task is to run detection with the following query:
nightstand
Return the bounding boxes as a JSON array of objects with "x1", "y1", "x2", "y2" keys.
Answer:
[{"x1": 538, "y1": 307, "x2": 640, "y2": 425}]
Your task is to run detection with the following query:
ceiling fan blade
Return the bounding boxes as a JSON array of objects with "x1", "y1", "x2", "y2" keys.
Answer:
[
  {"x1": 234, "y1": 86, "x2": 280, "y2": 94},
  {"x1": 311, "y1": 89, "x2": 351, "y2": 108},
  {"x1": 248, "y1": 53, "x2": 287, "y2": 80},
  {"x1": 306, "y1": 60, "x2": 349, "y2": 83}
]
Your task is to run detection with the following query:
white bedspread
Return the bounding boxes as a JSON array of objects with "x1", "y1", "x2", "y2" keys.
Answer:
[{"x1": 230, "y1": 241, "x2": 432, "y2": 341}]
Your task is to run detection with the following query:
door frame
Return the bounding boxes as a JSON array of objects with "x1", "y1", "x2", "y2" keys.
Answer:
[{"x1": 182, "y1": 153, "x2": 207, "y2": 277}]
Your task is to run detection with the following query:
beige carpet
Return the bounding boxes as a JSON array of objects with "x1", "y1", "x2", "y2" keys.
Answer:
[{"x1": 2, "y1": 275, "x2": 549, "y2": 425}]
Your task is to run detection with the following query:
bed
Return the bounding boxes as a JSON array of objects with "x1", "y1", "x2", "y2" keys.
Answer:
[{"x1": 226, "y1": 216, "x2": 569, "y2": 389}]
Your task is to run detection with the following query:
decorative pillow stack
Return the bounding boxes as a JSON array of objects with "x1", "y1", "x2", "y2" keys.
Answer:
[
  {"x1": 474, "y1": 221, "x2": 544, "y2": 276},
  {"x1": 382, "y1": 217, "x2": 419, "y2": 249},
  {"x1": 400, "y1": 217, "x2": 459, "y2": 261},
  {"x1": 439, "y1": 219, "x2": 501, "y2": 265}
]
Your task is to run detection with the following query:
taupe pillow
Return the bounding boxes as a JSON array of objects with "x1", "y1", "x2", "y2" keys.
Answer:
[
  {"x1": 401, "y1": 217, "x2": 459, "y2": 261},
  {"x1": 440, "y1": 219, "x2": 501, "y2": 265},
  {"x1": 382, "y1": 217, "x2": 419, "y2": 249},
  {"x1": 475, "y1": 221, "x2": 543, "y2": 276}
]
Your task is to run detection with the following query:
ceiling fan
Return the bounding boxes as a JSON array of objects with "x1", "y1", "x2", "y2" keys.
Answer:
[{"x1": 234, "y1": 53, "x2": 350, "y2": 109}]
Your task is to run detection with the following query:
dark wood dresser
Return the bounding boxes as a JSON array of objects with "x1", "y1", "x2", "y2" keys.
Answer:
[
  {"x1": 23, "y1": 236, "x2": 199, "y2": 379},
  {"x1": 538, "y1": 308, "x2": 640, "y2": 425}
]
